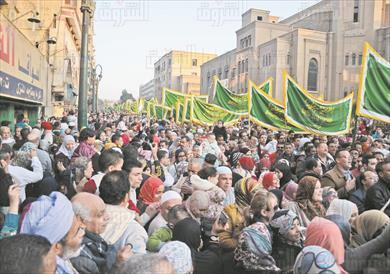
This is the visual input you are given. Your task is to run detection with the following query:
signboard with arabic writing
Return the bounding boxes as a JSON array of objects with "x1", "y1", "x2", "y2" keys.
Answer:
[{"x1": 0, "y1": 14, "x2": 46, "y2": 104}]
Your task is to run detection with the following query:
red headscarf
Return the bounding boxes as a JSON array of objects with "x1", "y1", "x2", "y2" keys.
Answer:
[
  {"x1": 139, "y1": 177, "x2": 164, "y2": 205},
  {"x1": 239, "y1": 156, "x2": 255, "y2": 171},
  {"x1": 305, "y1": 217, "x2": 347, "y2": 274},
  {"x1": 262, "y1": 172, "x2": 276, "y2": 190}
]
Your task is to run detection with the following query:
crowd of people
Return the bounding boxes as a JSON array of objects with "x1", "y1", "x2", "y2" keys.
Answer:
[{"x1": 0, "y1": 111, "x2": 389, "y2": 274}]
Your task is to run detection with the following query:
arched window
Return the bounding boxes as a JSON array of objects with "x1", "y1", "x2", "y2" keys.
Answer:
[{"x1": 307, "y1": 58, "x2": 318, "y2": 91}]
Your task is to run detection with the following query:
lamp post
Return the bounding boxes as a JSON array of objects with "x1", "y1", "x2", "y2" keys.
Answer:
[
  {"x1": 77, "y1": 0, "x2": 92, "y2": 130},
  {"x1": 91, "y1": 64, "x2": 103, "y2": 113}
]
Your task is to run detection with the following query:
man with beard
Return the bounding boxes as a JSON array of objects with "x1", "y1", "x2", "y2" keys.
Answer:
[{"x1": 20, "y1": 192, "x2": 86, "y2": 274}]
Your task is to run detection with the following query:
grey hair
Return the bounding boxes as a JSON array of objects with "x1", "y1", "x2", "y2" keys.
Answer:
[
  {"x1": 72, "y1": 202, "x2": 91, "y2": 221},
  {"x1": 114, "y1": 254, "x2": 171, "y2": 274},
  {"x1": 189, "y1": 157, "x2": 203, "y2": 166}
]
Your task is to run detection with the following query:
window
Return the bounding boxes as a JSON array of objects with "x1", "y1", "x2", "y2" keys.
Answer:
[
  {"x1": 224, "y1": 65, "x2": 229, "y2": 79},
  {"x1": 238, "y1": 61, "x2": 241, "y2": 74},
  {"x1": 307, "y1": 58, "x2": 318, "y2": 91},
  {"x1": 231, "y1": 68, "x2": 236, "y2": 79},
  {"x1": 245, "y1": 58, "x2": 248, "y2": 72},
  {"x1": 212, "y1": 69, "x2": 216, "y2": 76},
  {"x1": 241, "y1": 39, "x2": 244, "y2": 49},
  {"x1": 345, "y1": 54, "x2": 349, "y2": 66},
  {"x1": 207, "y1": 72, "x2": 211, "y2": 84},
  {"x1": 192, "y1": 59, "x2": 197, "y2": 66},
  {"x1": 262, "y1": 55, "x2": 266, "y2": 67},
  {"x1": 248, "y1": 35, "x2": 251, "y2": 46},
  {"x1": 241, "y1": 60, "x2": 245, "y2": 72},
  {"x1": 168, "y1": 59, "x2": 171, "y2": 65},
  {"x1": 218, "y1": 68, "x2": 222, "y2": 79},
  {"x1": 353, "y1": 0, "x2": 359, "y2": 22},
  {"x1": 352, "y1": 53, "x2": 356, "y2": 66},
  {"x1": 358, "y1": 54, "x2": 362, "y2": 65},
  {"x1": 287, "y1": 53, "x2": 291, "y2": 65},
  {"x1": 257, "y1": 16, "x2": 263, "y2": 21}
]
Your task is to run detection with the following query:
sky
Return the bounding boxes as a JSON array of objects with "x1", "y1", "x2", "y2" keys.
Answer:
[{"x1": 94, "y1": 0, "x2": 320, "y2": 100}]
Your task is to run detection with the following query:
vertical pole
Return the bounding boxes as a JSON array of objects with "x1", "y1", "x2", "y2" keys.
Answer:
[
  {"x1": 91, "y1": 69, "x2": 96, "y2": 113},
  {"x1": 78, "y1": 1, "x2": 91, "y2": 130},
  {"x1": 94, "y1": 78, "x2": 99, "y2": 112}
]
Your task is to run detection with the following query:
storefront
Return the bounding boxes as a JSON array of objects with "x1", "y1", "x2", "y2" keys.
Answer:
[{"x1": 0, "y1": 13, "x2": 47, "y2": 130}]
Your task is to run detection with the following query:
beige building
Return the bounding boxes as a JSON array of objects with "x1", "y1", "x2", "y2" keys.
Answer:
[
  {"x1": 0, "y1": 0, "x2": 96, "y2": 118},
  {"x1": 154, "y1": 50, "x2": 217, "y2": 101},
  {"x1": 139, "y1": 79, "x2": 154, "y2": 100},
  {"x1": 201, "y1": 0, "x2": 390, "y2": 101}
]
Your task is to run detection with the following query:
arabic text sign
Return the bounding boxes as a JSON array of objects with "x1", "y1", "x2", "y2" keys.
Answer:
[{"x1": 0, "y1": 14, "x2": 46, "y2": 103}]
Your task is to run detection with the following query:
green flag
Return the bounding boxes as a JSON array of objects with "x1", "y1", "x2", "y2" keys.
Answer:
[
  {"x1": 249, "y1": 81, "x2": 303, "y2": 132},
  {"x1": 153, "y1": 105, "x2": 170, "y2": 120},
  {"x1": 259, "y1": 77, "x2": 272, "y2": 95},
  {"x1": 175, "y1": 102, "x2": 184, "y2": 124},
  {"x1": 162, "y1": 88, "x2": 208, "y2": 109},
  {"x1": 356, "y1": 43, "x2": 390, "y2": 123},
  {"x1": 284, "y1": 73, "x2": 353, "y2": 135},
  {"x1": 213, "y1": 79, "x2": 248, "y2": 114},
  {"x1": 191, "y1": 97, "x2": 241, "y2": 126}
]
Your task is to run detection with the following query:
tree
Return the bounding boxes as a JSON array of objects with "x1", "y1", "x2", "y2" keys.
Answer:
[{"x1": 120, "y1": 89, "x2": 135, "y2": 102}]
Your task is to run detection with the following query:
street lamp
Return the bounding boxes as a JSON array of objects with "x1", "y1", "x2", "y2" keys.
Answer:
[{"x1": 91, "y1": 64, "x2": 103, "y2": 113}]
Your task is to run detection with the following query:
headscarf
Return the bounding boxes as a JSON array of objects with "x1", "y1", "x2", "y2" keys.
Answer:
[
  {"x1": 139, "y1": 176, "x2": 164, "y2": 205},
  {"x1": 234, "y1": 177, "x2": 261, "y2": 208},
  {"x1": 352, "y1": 210, "x2": 389, "y2": 243},
  {"x1": 274, "y1": 162, "x2": 293, "y2": 187},
  {"x1": 172, "y1": 217, "x2": 201, "y2": 252},
  {"x1": 296, "y1": 176, "x2": 325, "y2": 220},
  {"x1": 322, "y1": 186, "x2": 338, "y2": 209},
  {"x1": 325, "y1": 214, "x2": 351, "y2": 246},
  {"x1": 230, "y1": 152, "x2": 243, "y2": 167},
  {"x1": 74, "y1": 140, "x2": 96, "y2": 159},
  {"x1": 305, "y1": 217, "x2": 346, "y2": 274},
  {"x1": 20, "y1": 141, "x2": 37, "y2": 152},
  {"x1": 234, "y1": 221, "x2": 280, "y2": 272},
  {"x1": 326, "y1": 199, "x2": 358, "y2": 221},
  {"x1": 284, "y1": 182, "x2": 298, "y2": 201},
  {"x1": 239, "y1": 156, "x2": 255, "y2": 171},
  {"x1": 294, "y1": 245, "x2": 341, "y2": 274},
  {"x1": 262, "y1": 172, "x2": 276, "y2": 190},
  {"x1": 270, "y1": 189, "x2": 284, "y2": 209},
  {"x1": 57, "y1": 135, "x2": 76, "y2": 159},
  {"x1": 270, "y1": 209, "x2": 303, "y2": 247},
  {"x1": 159, "y1": 241, "x2": 193, "y2": 274},
  {"x1": 20, "y1": 192, "x2": 75, "y2": 244}
]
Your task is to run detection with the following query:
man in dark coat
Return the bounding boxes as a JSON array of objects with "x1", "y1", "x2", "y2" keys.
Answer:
[{"x1": 365, "y1": 159, "x2": 390, "y2": 216}]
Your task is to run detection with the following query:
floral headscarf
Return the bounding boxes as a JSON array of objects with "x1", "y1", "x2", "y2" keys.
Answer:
[{"x1": 270, "y1": 209, "x2": 304, "y2": 247}]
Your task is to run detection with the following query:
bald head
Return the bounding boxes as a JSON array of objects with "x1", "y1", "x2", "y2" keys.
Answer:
[{"x1": 72, "y1": 193, "x2": 108, "y2": 234}]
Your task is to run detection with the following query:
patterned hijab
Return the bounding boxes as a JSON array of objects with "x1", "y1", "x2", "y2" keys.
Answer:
[
  {"x1": 326, "y1": 199, "x2": 358, "y2": 221},
  {"x1": 294, "y1": 245, "x2": 341, "y2": 274},
  {"x1": 270, "y1": 209, "x2": 304, "y2": 247},
  {"x1": 234, "y1": 177, "x2": 262, "y2": 209}
]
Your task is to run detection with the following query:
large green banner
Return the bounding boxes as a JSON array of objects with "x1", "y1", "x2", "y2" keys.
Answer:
[
  {"x1": 154, "y1": 105, "x2": 171, "y2": 120},
  {"x1": 356, "y1": 43, "x2": 390, "y2": 123},
  {"x1": 191, "y1": 97, "x2": 241, "y2": 126},
  {"x1": 249, "y1": 81, "x2": 302, "y2": 132},
  {"x1": 175, "y1": 102, "x2": 184, "y2": 124},
  {"x1": 162, "y1": 88, "x2": 208, "y2": 109},
  {"x1": 213, "y1": 79, "x2": 248, "y2": 114},
  {"x1": 259, "y1": 77, "x2": 272, "y2": 95},
  {"x1": 284, "y1": 73, "x2": 353, "y2": 135}
]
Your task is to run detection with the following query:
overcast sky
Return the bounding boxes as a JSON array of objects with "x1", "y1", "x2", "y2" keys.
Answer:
[{"x1": 94, "y1": 0, "x2": 320, "y2": 100}]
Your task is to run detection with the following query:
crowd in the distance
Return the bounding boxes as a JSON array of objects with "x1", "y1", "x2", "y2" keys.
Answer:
[{"x1": 0, "y1": 111, "x2": 389, "y2": 274}]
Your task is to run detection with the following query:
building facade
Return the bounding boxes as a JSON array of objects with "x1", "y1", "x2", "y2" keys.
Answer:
[
  {"x1": 139, "y1": 79, "x2": 155, "y2": 100},
  {"x1": 0, "y1": 0, "x2": 96, "y2": 124},
  {"x1": 154, "y1": 50, "x2": 217, "y2": 101},
  {"x1": 200, "y1": 0, "x2": 390, "y2": 101}
]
